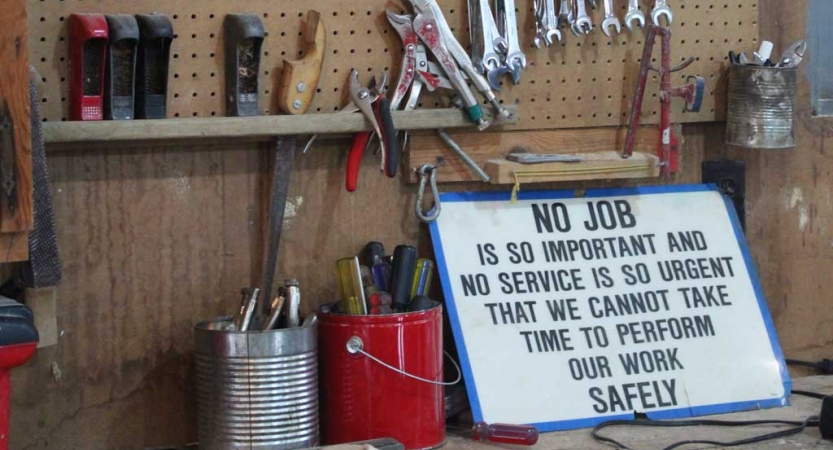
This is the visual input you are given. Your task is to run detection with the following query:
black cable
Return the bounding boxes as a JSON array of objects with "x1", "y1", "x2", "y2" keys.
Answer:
[
  {"x1": 787, "y1": 359, "x2": 821, "y2": 369},
  {"x1": 592, "y1": 416, "x2": 819, "y2": 450},
  {"x1": 786, "y1": 358, "x2": 833, "y2": 374},
  {"x1": 792, "y1": 389, "x2": 828, "y2": 399}
]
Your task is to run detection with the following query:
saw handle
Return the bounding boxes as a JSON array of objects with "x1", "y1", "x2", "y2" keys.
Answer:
[{"x1": 277, "y1": 11, "x2": 325, "y2": 114}]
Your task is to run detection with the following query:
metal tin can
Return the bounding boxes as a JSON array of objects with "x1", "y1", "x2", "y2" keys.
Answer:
[
  {"x1": 195, "y1": 317, "x2": 319, "y2": 450},
  {"x1": 726, "y1": 64, "x2": 797, "y2": 149}
]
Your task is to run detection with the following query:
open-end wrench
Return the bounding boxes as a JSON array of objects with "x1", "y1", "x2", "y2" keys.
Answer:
[
  {"x1": 558, "y1": 0, "x2": 574, "y2": 26},
  {"x1": 651, "y1": 0, "x2": 672, "y2": 26},
  {"x1": 601, "y1": 0, "x2": 621, "y2": 36},
  {"x1": 625, "y1": 0, "x2": 645, "y2": 30},
  {"x1": 497, "y1": 0, "x2": 527, "y2": 84},
  {"x1": 544, "y1": 0, "x2": 562, "y2": 44},
  {"x1": 533, "y1": 0, "x2": 548, "y2": 48},
  {"x1": 468, "y1": 0, "x2": 504, "y2": 74},
  {"x1": 572, "y1": 0, "x2": 593, "y2": 35}
]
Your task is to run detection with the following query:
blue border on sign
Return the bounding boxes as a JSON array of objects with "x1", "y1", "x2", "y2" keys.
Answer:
[{"x1": 429, "y1": 183, "x2": 791, "y2": 431}]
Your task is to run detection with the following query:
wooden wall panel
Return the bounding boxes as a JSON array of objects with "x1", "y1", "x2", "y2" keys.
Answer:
[{"x1": 8, "y1": 138, "x2": 422, "y2": 449}]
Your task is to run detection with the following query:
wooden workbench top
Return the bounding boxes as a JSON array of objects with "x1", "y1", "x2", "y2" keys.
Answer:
[{"x1": 444, "y1": 376, "x2": 833, "y2": 450}]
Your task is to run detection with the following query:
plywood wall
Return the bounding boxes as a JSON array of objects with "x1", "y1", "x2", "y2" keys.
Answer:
[{"x1": 9, "y1": 1, "x2": 833, "y2": 449}]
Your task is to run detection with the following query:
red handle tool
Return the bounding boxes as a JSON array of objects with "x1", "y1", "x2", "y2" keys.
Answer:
[
  {"x1": 346, "y1": 132, "x2": 372, "y2": 192},
  {"x1": 472, "y1": 422, "x2": 539, "y2": 446}
]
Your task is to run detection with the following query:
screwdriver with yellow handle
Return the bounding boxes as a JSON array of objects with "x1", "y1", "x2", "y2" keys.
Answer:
[
  {"x1": 336, "y1": 257, "x2": 367, "y2": 315},
  {"x1": 410, "y1": 258, "x2": 434, "y2": 299}
]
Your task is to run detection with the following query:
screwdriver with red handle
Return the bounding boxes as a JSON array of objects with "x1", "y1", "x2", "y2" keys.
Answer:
[{"x1": 472, "y1": 422, "x2": 539, "y2": 446}]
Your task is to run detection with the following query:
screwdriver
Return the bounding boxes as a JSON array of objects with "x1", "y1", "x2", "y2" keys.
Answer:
[
  {"x1": 336, "y1": 257, "x2": 367, "y2": 315},
  {"x1": 472, "y1": 422, "x2": 539, "y2": 446},
  {"x1": 372, "y1": 261, "x2": 392, "y2": 291},
  {"x1": 410, "y1": 258, "x2": 434, "y2": 298},
  {"x1": 389, "y1": 245, "x2": 417, "y2": 312},
  {"x1": 408, "y1": 295, "x2": 437, "y2": 312},
  {"x1": 368, "y1": 292, "x2": 393, "y2": 314},
  {"x1": 361, "y1": 241, "x2": 385, "y2": 268}
]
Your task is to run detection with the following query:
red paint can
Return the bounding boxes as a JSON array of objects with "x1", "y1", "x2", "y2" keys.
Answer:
[{"x1": 318, "y1": 305, "x2": 446, "y2": 450}]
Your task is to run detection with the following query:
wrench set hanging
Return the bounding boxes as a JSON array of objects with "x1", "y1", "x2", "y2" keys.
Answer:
[
  {"x1": 533, "y1": 0, "x2": 673, "y2": 45},
  {"x1": 469, "y1": 0, "x2": 526, "y2": 89}
]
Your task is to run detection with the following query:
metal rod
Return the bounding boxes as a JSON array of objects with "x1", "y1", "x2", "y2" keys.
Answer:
[{"x1": 436, "y1": 129, "x2": 490, "y2": 182}]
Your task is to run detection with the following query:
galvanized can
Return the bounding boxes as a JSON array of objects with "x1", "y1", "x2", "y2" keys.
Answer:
[
  {"x1": 726, "y1": 64, "x2": 797, "y2": 149},
  {"x1": 195, "y1": 317, "x2": 319, "y2": 450}
]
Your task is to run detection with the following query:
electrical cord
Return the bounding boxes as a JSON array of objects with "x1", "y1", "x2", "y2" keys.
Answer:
[
  {"x1": 786, "y1": 358, "x2": 833, "y2": 374},
  {"x1": 792, "y1": 389, "x2": 828, "y2": 399},
  {"x1": 592, "y1": 416, "x2": 820, "y2": 450}
]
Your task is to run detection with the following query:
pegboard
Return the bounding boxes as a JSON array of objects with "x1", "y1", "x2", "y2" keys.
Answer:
[{"x1": 28, "y1": 0, "x2": 758, "y2": 128}]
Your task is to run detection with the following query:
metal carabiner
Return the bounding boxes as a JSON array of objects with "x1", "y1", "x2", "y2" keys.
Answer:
[{"x1": 415, "y1": 164, "x2": 441, "y2": 223}]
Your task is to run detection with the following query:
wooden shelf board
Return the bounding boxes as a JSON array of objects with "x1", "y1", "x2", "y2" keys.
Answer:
[
  {"x1": 485, "y1": 151, "x2": 661, "y2": 184},
  {"x1": 42, "y1": 107, "x2": 519, "y2": 144}
]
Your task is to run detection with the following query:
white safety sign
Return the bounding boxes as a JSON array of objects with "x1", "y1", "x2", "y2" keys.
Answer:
[{"x1": 429, "y1": 185, "x2": 790, "y2": 431}]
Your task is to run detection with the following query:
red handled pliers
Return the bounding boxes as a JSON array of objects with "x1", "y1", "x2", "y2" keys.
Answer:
[{"x1": 345, "y1": 70, "x2": 400, "y2": 192}]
